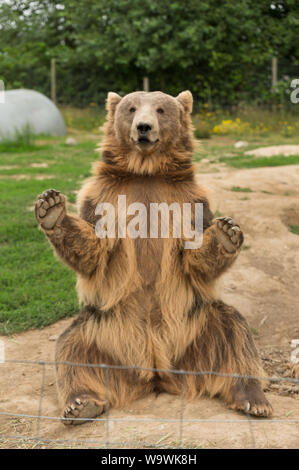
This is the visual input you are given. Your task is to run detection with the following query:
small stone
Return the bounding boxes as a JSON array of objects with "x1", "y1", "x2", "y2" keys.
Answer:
[
  {"x1": 234, "y1": 141, "x2": 249, "y2": 149},
  {"x1": 65, "y1": 137, "x2": 78, "y2": 146},
  {"x1": 49, "y1": 335, "x2": 58, "y2": 341},
  {"x1": 200, "y1": 158, "x2": 210, "y2": 164}
]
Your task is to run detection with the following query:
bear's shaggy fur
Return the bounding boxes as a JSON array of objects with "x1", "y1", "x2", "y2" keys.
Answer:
[{"x1": 35, "y1": 90, "x2": 272, "y2": 424}]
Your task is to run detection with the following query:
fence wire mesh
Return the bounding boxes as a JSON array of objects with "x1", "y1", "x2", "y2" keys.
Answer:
[{"x1": 0, "y1": 358, "x2": 298, "y2": 449}]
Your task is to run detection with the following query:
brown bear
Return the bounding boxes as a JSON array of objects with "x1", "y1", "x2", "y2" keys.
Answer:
[{"x1": 35, "y1": 90, "x2": 273, "y2": 424}]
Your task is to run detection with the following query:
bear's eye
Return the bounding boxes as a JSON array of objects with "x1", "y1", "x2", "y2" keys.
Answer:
[
  {"x1": 129, "y1": 107, "x2": 136, "y2": 113},
  {"x1": 157, "y1": 108, "x2": 164, "y2": 114}
]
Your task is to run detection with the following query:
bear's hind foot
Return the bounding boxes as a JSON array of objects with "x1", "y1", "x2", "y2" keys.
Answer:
[
  {"x1": 228, "y1": 380, "x2": 273, "y2": 417},
  {"x1": 62, "y1": 394, "x2": 105, "y2": 425}
]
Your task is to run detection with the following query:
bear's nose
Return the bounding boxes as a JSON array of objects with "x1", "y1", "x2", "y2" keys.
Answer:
[{"x1": 137, "y1": 122, "x2": 152, "y2": 135}]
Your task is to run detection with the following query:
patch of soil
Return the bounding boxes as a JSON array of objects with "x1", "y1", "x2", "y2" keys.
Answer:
[
  {"x1": 0, "y1": 174, "x2": 57, "y2": 181},
  {"x1": 30, "y1": 163, "x2": 49, "y2": 168},
  {"x1": 245, "y1": 145, "x2": 299, "y2": 157},
  {"x1": 280, "y1": 205, "x2": 299, "y2": 228},
  {"x1": 0, "y1": 165, "x2": 19, "y2": 170},
  {"x1": 261, "y1": 348, "x2": 299, "y2": 397}
]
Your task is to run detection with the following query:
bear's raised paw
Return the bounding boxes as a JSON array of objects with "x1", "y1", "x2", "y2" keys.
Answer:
[
  {"x1": 35, "y1": 189, "x2": 66, "y2": 231},
  {"x1": 215, "y1": 216, "x2": 244, "y2": 253}
]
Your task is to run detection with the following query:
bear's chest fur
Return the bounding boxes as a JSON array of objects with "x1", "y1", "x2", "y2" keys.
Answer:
[{"x1": 79, "y1": 175, "x2": 211, "y2": 283}]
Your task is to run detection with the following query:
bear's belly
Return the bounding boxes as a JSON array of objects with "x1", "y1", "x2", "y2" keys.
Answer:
[{"x1": 134, "y1": 237, "x2": 164, "y2": 285}]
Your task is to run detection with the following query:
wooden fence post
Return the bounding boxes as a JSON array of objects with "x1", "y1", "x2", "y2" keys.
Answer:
[
  {"x1": 143, "y1": 77, "x2": 150, "y2": 92},
  {"x1": 272, "y1": 57, "x2": 278, "y2": 92},
  {"x1": 51, "y1": 58, "x2": 57, "y2": 104}
]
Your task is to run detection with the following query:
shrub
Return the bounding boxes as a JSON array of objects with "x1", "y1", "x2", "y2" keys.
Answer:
[{"x1": 193, "y1": 122, "x2": 211, "y2": 139}]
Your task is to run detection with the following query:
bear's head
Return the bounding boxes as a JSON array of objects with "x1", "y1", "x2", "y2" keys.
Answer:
[{"x1": 100, "y1": 90, "x2": 194, "y2": 177}]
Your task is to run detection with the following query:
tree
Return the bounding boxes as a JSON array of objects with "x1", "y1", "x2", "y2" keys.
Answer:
[{"x1": 0, "y1": 0, "x2": 298, "y2": 106}]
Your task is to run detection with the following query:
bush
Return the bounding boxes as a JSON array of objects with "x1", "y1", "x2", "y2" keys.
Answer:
[{"x1": 193, "y1": 122, "x2": 212, "y2": 139}]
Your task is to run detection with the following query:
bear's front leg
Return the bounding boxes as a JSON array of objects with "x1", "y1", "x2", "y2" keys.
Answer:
[
  {"x1": 35, "y1": 188, "x2": 102, "y2": 276},
  {"x1": 184, "y1": 216, "x2": 244, "y2": 284}
]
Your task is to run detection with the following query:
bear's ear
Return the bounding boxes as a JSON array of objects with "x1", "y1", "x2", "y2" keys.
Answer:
[
  {"x1": 176, "y1": 90, "x2": 193, "y2": 114},
  {"x1": 106, "y1": 92, "x2": 122, "y2": 117}
]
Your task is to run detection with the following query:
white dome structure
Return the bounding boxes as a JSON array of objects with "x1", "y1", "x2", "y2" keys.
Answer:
[{"x1": 0, "y1": 89, "x2": 66, "y2": 140}]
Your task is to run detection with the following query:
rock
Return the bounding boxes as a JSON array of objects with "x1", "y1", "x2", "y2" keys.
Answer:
[
  {"x1": 48, "y1": 335, "x2": 59, "y2": 341},
  {"x1": 65, "y1": 137, "x2": 78, "y2": 146},
  {"x1": 200, "y1": 158, "x2": 210, "y2": 164},
  {"x1": 234, "y1": 141, "x2": 249, "y2": 149}
]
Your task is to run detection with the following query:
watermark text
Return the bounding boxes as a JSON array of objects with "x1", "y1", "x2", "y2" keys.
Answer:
[{"x1": 95, "y1": 195, "x2": 203, "y2": 249}]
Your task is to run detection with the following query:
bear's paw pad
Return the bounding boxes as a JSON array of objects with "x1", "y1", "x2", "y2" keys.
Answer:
[{"x1": 35, "y1": 189, "x2": 66, "y2": 230}]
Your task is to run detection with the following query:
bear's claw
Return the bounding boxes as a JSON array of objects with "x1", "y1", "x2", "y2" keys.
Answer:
[
  {"x1": 62, "y1": 396, "x2": 104, "y2": 425},
  {"x1": 215, "y1": 216, "x2": 244, "y2": 253},
  {"x1": 228, "y1": 380, "x2": 273, "y2": 417}
]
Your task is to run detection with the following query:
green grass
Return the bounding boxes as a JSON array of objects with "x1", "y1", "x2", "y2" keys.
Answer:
[
  {"x1": 250, "y1": 327, "x2": 259, "y2": 336},
  {"x1": 219, "y1": 153, "x2": 299, "y2": 169},
  {"x1": 0, "y1": 138, "x2": 98, "y2": 334},
  {"x1": 230, "y1": 186, "x2": 253, "y2": 192},
  {"x1": 194, "y1": 134, "x2": 299, "y2": 169},
  {"x1": 193, "y1": 105, "x2": 299, "y2": 139},
  {"x1": 0, "y1": 127, "x2": 39, "y2": 152},
  {"x1": 289, "y1": 225, "x2": 299, "y2": 235},
  {"x1": 194, "y1": 139, "x2": 299, "y2": 169},
  {"x1": 213, "y1": 210, "x2": 223, "y2": 218}
]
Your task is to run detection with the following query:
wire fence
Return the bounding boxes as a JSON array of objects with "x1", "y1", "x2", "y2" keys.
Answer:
[{"x1": 0, "y1": 359, "x2": 298, "y2": 449}]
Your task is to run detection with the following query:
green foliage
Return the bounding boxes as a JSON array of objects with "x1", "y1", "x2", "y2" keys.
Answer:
[
  {"x1": 289, "y1": 225, "x2": 299, "y2": 235},
  {"x1": 193, "y1": 122, "x2": 211, "y2": 139},
  {"x1": 0, "y1": 1, "x2": 298, "y2": 106},
  {"x1": 193, "y1": 105, "x2": 299, "y2": 138},
  {"x1": 220, "y1": 153, "x2": 299, "y2": 168},
  {"x1": 60, "y1": 106, "x2": 106, "y2": 131}
]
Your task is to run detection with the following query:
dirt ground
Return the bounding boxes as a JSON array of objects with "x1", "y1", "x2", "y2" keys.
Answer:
[{"x1": 1, "y1": 163, "x2": 299, "y2": 449}]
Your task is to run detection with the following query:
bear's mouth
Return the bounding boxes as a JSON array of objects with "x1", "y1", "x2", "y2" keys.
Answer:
[
  {"x1": 138, "y1": 136, "x2": 151, "y2": 144},
  {"x1": 135, "y1": 137, "x2": 159, "y2": 146}
]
